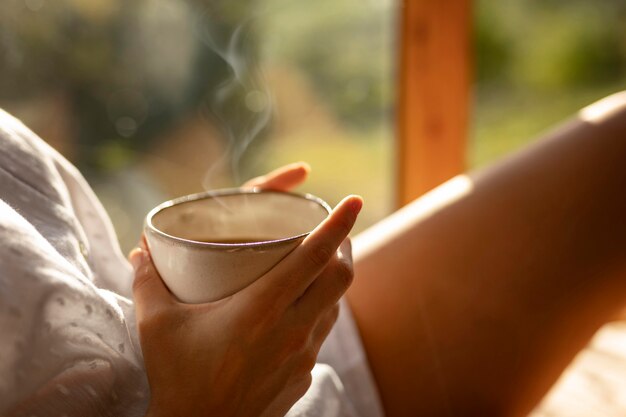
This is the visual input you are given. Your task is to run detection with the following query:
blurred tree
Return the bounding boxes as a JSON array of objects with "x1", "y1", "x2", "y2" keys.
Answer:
[
  {"x1": 2, "y1": 0, "x2": 625, "y2": 169},
  {"x1": 260, "y1": 0, "x2": 394, "y2": 131},
  {"x1": 0, "y1": 0, "x2": 263, "y2": 176},
  {"x1": 515, "y1": 4, "x2": 623, "y2": 90},
  {"x1": 474, "y1": 1, "x2": 512, "y2": 84},
  {"x1": 474, "y1": 0, "x2": 626, "y2": 92}
]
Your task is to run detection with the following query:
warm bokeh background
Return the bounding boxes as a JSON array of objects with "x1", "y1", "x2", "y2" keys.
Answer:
[{"x1": 1, "y1": 0, "x2": 625, "y2": 252}]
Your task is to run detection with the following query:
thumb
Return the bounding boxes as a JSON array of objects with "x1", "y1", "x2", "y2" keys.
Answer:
[{"x1": 129, "y1": 248, "x2": 173, "y2": 319}]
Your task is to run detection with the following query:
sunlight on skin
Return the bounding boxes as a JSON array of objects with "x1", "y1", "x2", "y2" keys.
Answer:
[
  {"x1": 531, "y1": 323, "x2": 626, "y2": 416},
  {"x1": 578, "y1": 91, "x2": 626, "y2": 124},
  {"x1": 353, "y1": 175, "x2": 474, "y2": 259}
]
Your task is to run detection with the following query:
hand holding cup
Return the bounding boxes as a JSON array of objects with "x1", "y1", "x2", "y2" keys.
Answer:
[{"x1": 132, "y1": 163, "x2": 363, "y2": 416}]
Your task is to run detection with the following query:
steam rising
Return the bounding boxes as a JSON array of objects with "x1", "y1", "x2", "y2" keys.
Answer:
[{"x1": 194, "y1": 13, "x2": 273, "y2": 188}]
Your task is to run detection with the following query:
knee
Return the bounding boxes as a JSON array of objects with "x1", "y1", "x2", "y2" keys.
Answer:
[{"x1": 578, "y1": 91, "x2": 626, "y2": 124}]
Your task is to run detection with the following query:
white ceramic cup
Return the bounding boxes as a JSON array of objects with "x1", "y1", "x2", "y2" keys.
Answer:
[{"x1": 144, "y1": 189, "x2": 331, "y2": 303}]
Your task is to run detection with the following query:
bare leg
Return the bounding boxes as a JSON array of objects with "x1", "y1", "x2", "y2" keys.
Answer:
[{"x1": 347, "y1": 93, "x2": 626, "y2": 416}]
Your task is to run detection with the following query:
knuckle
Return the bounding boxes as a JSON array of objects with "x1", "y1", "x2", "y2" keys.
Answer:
[
  {"x1": 312, "y1": 307, "x2": 339, "y2": 345},
  {"x1": 137, "y1": 308, "x2": 175, "y2": 336},
  {"x1": 338, "y1": 238, "x2": 353, "y2": 261},
  {"x1": 271, "y1": 279, "x2": 299, "y2": 306},
  {"x1": 288, "y1": 326, "x2": 313, "y2": 353},
  {"x1": 296, "y1": 349, "x2": 317, "y2": 376},
  {"x1": 256, "y1": 304, "x2": 285, "y2": 332},
  {"x1": 329, "y1": 304, "x2": 340, "y2": 323},
  {"x1": 237, "y1": 302, "x2": 281, "y2": 336},
  {"x1": 293, "y1": 373, "x2": 313, "y2": 399},
  {"x1": 306, "y1": 244, "x2": 333, "y2": 268},
  {"x1": 265, "y1": 301, "x2": 286, "y2": 323},
  {"x1": 276, "y1": 325, "x2": 313, "y2": 367},
  {"x1": 131, "y1": 268, "x2": 151, "y2": 294},
  {"x1": 337, "y1": 216, "x2": 354, "y2": 237},
  {"x1": 333, "y1": 258, "x2": 354, "y2": 288}
]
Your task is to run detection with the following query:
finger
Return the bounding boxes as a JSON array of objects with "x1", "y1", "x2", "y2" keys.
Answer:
[
  {"x1": 130, "y1": 248, "x2": 174, "y2": 320},
  {"x1": 242, "y1": 162, "x2": 310, "y2": 191},
  {"x1": 295, "y1": 239, "x2": 353, "y2": 320},
  {"x1": 244, "y1": 195, "x2": 362, "y2": 309},
  {"x1": 259, "y1": 372, "x2": 313, "y2": 417},
  {"x1": 311, "y1": 304, "x2": 340, "y2": 352}
]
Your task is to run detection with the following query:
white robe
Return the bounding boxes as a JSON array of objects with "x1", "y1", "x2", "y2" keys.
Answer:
[{"x1": 0, "y1": 109, "x2": 383, "y2": 417}]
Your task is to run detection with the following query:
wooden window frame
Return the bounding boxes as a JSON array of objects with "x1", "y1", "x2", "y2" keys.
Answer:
[{"x1": 396, "y1": 0, "x2": 472, "y2": 207}]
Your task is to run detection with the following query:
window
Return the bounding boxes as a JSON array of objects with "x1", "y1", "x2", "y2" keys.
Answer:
[
  {"x1": 2, "y1": 0, "x2": 623, "y2": 252},
  {"x1": 0, "y1": 0, "x2": 397, "y2": 252}
]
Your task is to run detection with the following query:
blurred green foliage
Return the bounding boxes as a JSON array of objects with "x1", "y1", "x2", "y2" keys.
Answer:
[
  {"x1": 0, "y1": 0, "x2": 625, "y2": 172},
  {"x1": 0, "y1": 0, "x2": 262, "y2": 174},
  {"x1": 471, "y1": 0, "x2": 626, "y2": 168},
  {"x1": 2, "y1": 0, "x2": 625, "y2": 251},
  {"x1": 258, "y1": 0, "x2": 394, "y2": 130},
  {"x1": 475, "y1": 0, "x2": 626, "y2": 90}
]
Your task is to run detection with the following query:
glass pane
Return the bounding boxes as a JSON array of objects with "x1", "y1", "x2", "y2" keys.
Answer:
[
  {"x1": 0, "y1": 0, "x2": 397, "y2": 253},
  {"x1": 250, "y1": 0, "x2": 397, "y2": 234},
  {"x1": 473, "y1": 0, "x2": 626, "y2": 168}
]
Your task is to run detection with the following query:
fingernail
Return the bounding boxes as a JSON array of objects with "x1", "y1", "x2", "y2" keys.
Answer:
[
  {"x1": 350, "y1": 196, "x2": 363, "y2": 215},
  {"x1": 298, "y1": 161, "x2": 311, "y2": 173},
  {"x1": 129, "y1": 248, "x2": 145, "y2": 271}
]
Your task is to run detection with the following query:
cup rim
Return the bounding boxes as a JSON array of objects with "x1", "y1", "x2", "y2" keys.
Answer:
[{"x1": 145, "y1": 188, "x2": 332, "y2": 248}]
